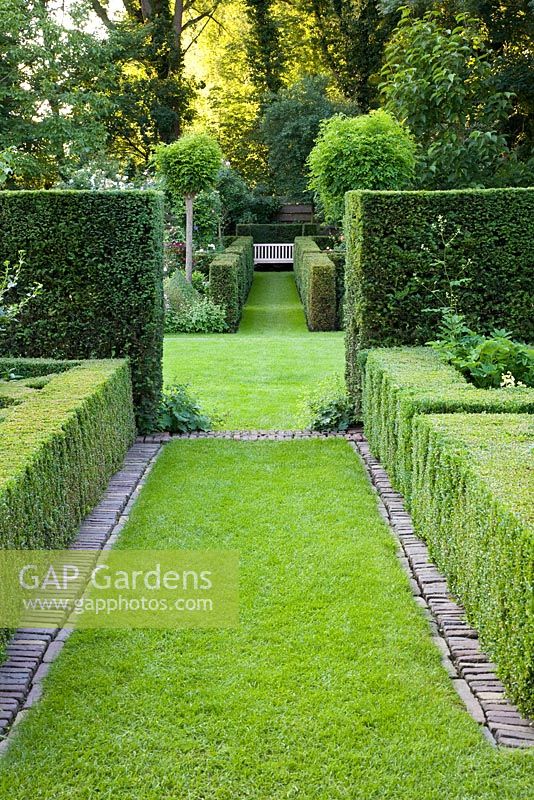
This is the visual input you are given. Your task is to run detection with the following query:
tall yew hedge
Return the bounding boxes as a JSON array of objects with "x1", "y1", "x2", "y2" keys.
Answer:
[{"x1": 0, "y1": 191, "x2": 164, "y2": 432}]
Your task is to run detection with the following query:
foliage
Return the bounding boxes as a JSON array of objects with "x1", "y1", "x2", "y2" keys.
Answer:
[
  {"x1": 299, "y1": 375, "x2": 356, "y2": 431},
  {"x1": 344, "y1": 188, "x2": 534, "y2": 411},
  {"x1": 0, "y1": 190, "x2": 165, "y2": 433},
  {"x1": 411, "y1": 412, "x2": 534, "y2": 717},
  {"x1": 243, "y1": 0, "x2": 285, "y2": 96},
  {"x1": 304, "y1": 0, "x2": 400, "y2": 108},
  {"x1": 157, "y1": 383, "x2": 213, "y2": 433},
  {"x1": 293, "y1": 238, "x2": 338, "y2": 331},
  {"x1": 164, "y1": 269, "x2": 227, "y2": 334},
  {"x1": 154, "y1": 134, "x2": 222, "y2": 199},
  {"x1": 0, "y1": 252, "x2": 41, "y2": 331},
  {"x1": 381, "y1": 9, "x2": 520, "y2": 188},
  {"x1": 428, "y1": 312, "x2": 534, "y2": 389},
  {"x1": 209, "y1": 237, "x2": 255, "y2": 331},
  {"x1": 0, "y1": 358, "x2": 135, "y2": 548},
  {"x1": 260, "y1": 76, "x2": 358, "y2": 201},
  {"x1": 173, "y1": 188, "x2": 222, "y2": 248},
  {"x1": 362, "y1": 346, "x2": 534, "y2": 500},
  {"x1": 308, "y1": 111, "x2": 416, "y2": 222}
]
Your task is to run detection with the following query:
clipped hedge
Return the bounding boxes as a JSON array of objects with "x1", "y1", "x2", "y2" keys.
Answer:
[
  {"x1": 363, "y1": 347, "x2": 534, "y2": 500},
  {"x1": 0, "y1": 190, "x2": 165, "y2": 432},
  {"x1": 0, "y1": 358, "x2": 136, "y2": 550},
  {"x1": 293, "y1": 237, "x2": 338, "y2": 331},
  {"x1": 209, "y1": 237, "x2": 254, "y2": 331},
  {"x1": 236, "y1": 223, "x2": 319, "y2": 242},
  {"x1": 345, "y1": 188, "x2": 534, "y2": 412},
  {"x1": 411, "y1": 413, "x2": 534, "y2": 717}
]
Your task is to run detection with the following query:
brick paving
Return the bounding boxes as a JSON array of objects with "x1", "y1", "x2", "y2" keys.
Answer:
[{"x1": 1, "y1": 429, "x2": 532, "y2": 752}]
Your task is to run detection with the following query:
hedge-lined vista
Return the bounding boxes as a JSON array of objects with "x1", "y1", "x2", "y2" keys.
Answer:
[
  {"x1": 411, "y1": 412, "x2": 534, "y2": 718},
  {"x1": 0, "y1": 190, "x2": 164, "y2": 432},
  {"x1": 293, "y1": 237, "x2": 338, "y2": 331},
  {"x1": 0, "y1": 358, "x2": 135, "y2": 551},
  {"x1": 362, "y1": 347, "x2": 534, "y2": 501},
  {"x1": 345, "y1": 188, "x2": 534, "y2": 413},
  {"x1": 209, "y1": 237, "x2": 254, "y2": 331}
]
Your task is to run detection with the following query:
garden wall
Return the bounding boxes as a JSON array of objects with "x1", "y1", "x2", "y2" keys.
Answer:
[
  {"x1": 344, "y1": 188, "x2": 534, "y2": 412},
  {"x1": 0, "y1": 190, "x2": 165, "y2": 432},
  {"x1": 209, "y1": 237, "x2": 254, "y2": 331}
]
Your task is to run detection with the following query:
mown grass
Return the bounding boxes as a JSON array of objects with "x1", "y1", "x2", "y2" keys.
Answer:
[
  {"x1": 164, "y1": 272, "x2": 344, "y2": 429},
  {"x1": 1, "y1": 440, "x2": 532, "y2": 799}
]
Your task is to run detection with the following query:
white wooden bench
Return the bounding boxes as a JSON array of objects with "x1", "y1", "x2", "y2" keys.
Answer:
[{"x1": 254, "y1": 243, "x2": 294, "y2": 266}]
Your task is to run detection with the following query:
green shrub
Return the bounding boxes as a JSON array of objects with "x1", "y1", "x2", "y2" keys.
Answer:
[
  {"x1": 0, "y1": 358, "x2": 136, "y2": 549},
  {"x1": 308, "y1": 111, "x2": 416, "y2": 222},
  {"x1": 299, "y1": 375, "x2": 356, "y2": 431},
  {"x1": 0, "y1": 190, "x2": 165, "y2": 432},
  {"x1": 164, "y1": 270, "x2": 227, "y2": 334},
  {"x1": 209, "y1": 237, "x2": 254, "y2": 331},
  {"x1": 236, "y1": 223, "x2": 318, "y2": 243},
  {"x1": 345, "y1": 188, "x2": 534, "y2": 413},
  {"x1": 158, "y1": 383, "x2": 213, "y2": 433},
  {"x1": 362, "y1": 347, "x2": 534, "y2": 501},
  {"x1": 293, "y1": 237, "x2": 338, "y2": 331},
  {"x1": 411, "y1": 413, "x2": 534, "y2": 717},
  {"x1": 429, "y1": 312, "x2": 534, "y2": 389}
]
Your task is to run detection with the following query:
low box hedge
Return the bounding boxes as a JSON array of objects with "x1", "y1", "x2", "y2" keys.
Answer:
[
  {"x1": 0, "y1": 190, "x2": 164, "y2": 432},
  {"x1": 209, "y1": 237, "x2": 254, "y2": 332},
  {"x1": 411, "y1": 412, "x2": 534, "y2": 717},
  {"x1": 293, "y1": 237, "x2": 338, "y2": 331},
  {"x1": 0, "y1": 358, "x2": 136, "y2": 550},
  {"x1": 344, "y1": 188, "x2": 534, "y2": 414},
  {"x1": 363, "y1": 347, "x2": 534, "y2": 500}
]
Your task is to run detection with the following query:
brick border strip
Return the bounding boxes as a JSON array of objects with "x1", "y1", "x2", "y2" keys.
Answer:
[
  {"x1": 0, "y1": 442, "x2": 162, "y2": 753},
  {"x1": 349, "y1": 435, "x2": 534, "y2": 749}
]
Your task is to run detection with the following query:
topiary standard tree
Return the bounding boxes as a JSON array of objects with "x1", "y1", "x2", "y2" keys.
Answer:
[
  {"x1": 155, "y1": 133, "x2": 222, "y2": 282},
  {"x1": 307, "y1": 110, "x2": 416, "y2": 223}
]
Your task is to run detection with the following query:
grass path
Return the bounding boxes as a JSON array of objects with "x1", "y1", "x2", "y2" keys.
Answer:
[
  {"x1": 1, "y1": 440, "x2": 533, "y2": 799},
  {"x1": 163, "y1": 272, "x2": 344, "y2": 429}
]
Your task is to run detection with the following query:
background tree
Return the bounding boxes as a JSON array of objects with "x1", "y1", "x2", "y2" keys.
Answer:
[
  {"x1": 260, "y1": 75, "x2": 359, "y2": 201},
  {"x1": 243, "y1": 0, "x2": 286, "y2": 97},
  {"x1": 308, "y1": 110, "x2": 416, "y2": 222},
  {"x1": 380, "y1": 9, "x2": 521, "y2": 188},
  {"x1": 155, "y1": 133, "x2": 222, "y2": 281}
]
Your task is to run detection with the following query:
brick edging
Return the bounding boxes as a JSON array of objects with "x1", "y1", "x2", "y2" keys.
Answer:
[
  {"x1": 349, "y1": 437, "x2": 534, "y2": 749},
  {"x1": 0, "y1": 443, "x2": 162, "y2": 753}
]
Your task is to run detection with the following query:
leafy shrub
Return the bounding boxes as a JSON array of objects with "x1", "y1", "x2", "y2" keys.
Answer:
[
  {"x1": 158, "y1": 383, "x2": 212, "y2": 433},
  {"x1": 209, "y1": 237, "x2": 254, "y2": 331},
  {"x1": 164, "y1": 270, "x2": 227, "y2": 333},
  {"x1": 0, "y1": 190, "x2": 164, "y2": 433},
  {"x1": 344, "y1": 188, "x2": 534, "y2": 413},
  {"x1": 428, "y1": 312, "x2": 534, "y2": 389},
  {"x1": 300, "y1": 376, "x2": 356, "y2": 432},
  {"x1": 308, "y1": 111, "x2": 416, "y2": 222},
  {"x1": 411, "y1": 413, "x2": 534, "y2": 717},
  {"x1": 362, "y1": 347, "x2": 534, "y2": 501},
  {"x1": 293, "y1": 238, "x2": 338, "y2": 331}
]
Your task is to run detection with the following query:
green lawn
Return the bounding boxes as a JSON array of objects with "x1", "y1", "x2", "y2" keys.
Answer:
[
  {"x1": 1, "y1": 440, "x2": 532, "y2": 799},
  {"x1": 164, "y1": 272, "x2": 344, "y2": 429}
]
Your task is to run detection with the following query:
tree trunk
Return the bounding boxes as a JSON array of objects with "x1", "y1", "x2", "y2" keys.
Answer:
[{"x1": 185, "y1": 193, "x2": 194, "y2": 283}]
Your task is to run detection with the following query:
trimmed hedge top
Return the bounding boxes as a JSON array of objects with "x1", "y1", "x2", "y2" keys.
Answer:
[
  {"x1": 236, "y1": 223, "x2": 320, "y2": 243},
  {"x1": 411, "y1": 412, "x2": 533, "y2": 716},
  {"x1": 0, "y1": 190, "x2": 165, "y2": 432},
  {"x1": 344, "y1": 188, "x2": 534, "y2": 410},
  {"x1": 0, "y1": 358, "x2": 136, "y2": 549},
  {"x1": 362, "y1": 347, "x2": 534, "y2": 498},
  {"x1": 293, "y1": 237, "x2": 338, "y2": 331}
]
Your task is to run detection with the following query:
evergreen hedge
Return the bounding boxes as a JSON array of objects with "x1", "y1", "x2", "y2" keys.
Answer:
[
  {"x1": 411, "y1": 413, "x2": 534, "y2": 717},
  {"x1": 345, "y1": 188, "x2": 534, "y2": 413},
  {"x1": 0, "y1": 190, "x2": 165, "y2": 432},
  {"x1": 236, "y1": 223, "x2": 320, "y2": 242},
  {"x1": 209, "y1": 237, "x2": 254, "y2": 331},
  {"x1": 0, "y1": 358, "x2": 135, "y2": 551},
  {"x1": 293, "y1": 237, "x2": 338, "y2": 331},
  {"x1": 363, "y1": 347, "x2": 534, "y2": 500}
]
